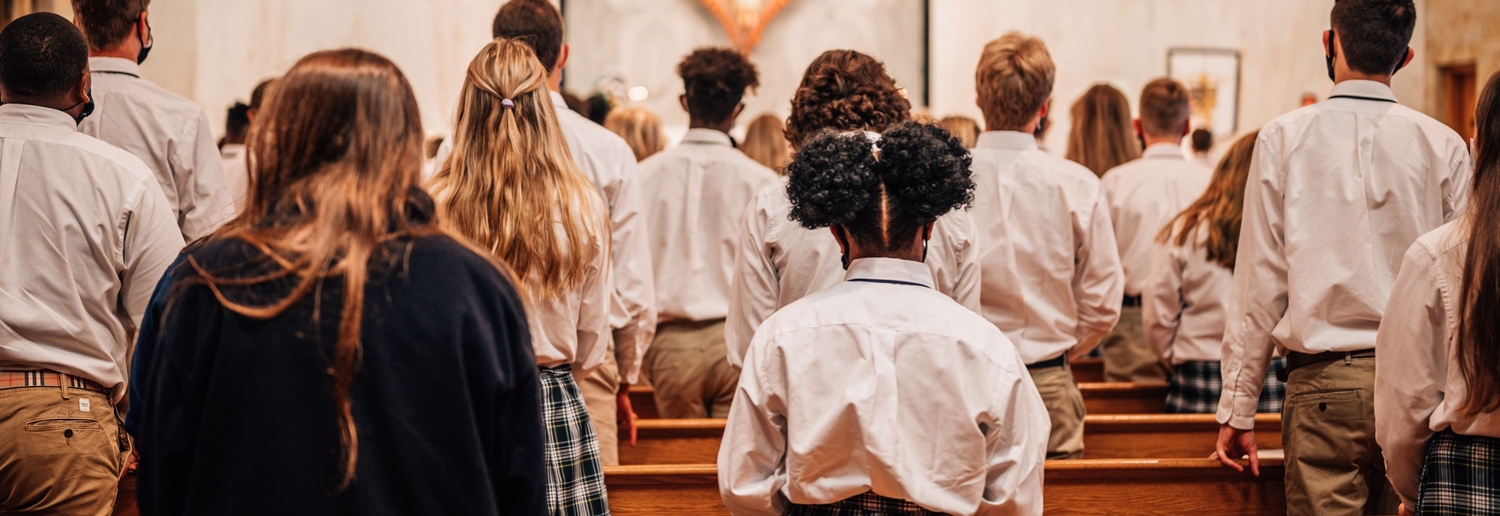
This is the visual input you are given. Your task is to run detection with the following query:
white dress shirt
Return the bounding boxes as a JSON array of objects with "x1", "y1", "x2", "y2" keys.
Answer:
[
  {"x1": 219, "y1": 143, "x2": 248, "y2": 213},
  {"x1": 725, "y1": 184, "x2": 983, "y2": 368},
  {"x1": 720, "y1": 258, "x2": 1047, "y2": 516},
  {"x1": 1376, "y1": 221, "x2": 1500, "y2": 507},
  {"x1": 1102, "y1": 143, "x2": 1212, "y2": 296},
  {"x1": 1142, "y1": 225, "x2": 1233, "y2": 364},
  {"x1": 1216, "y1": 80, "x2": 1472, "y2": 429},
  {"x1": 638, "y1": 128, "x2": 777, "y2": 323},
  {"x1": 0, "y1": 104, "x2": 184, "y2": 402},
  {"x1": 79, "y1": 57, "x2": 231, "y2": 241},
  {"x1": 523, "y1": 207, "x2": 614, "y2": 373},
  {"x1": 969, "y1": 130, "x2": 1125, "y2": 364}
]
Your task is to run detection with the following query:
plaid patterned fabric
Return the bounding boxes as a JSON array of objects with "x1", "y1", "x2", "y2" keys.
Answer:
[
  {"x1": 788, "y1": 491, "x2": 947, "y2": 515},
  {"x1": 1164, "y1": 358, "x2": 1286, "y2": 413},
  {"x1": 0, "y1": 370, "x2": 107, "y2": 392},
  {"x1": 1417, "y1": 430, "x2": 1500, "y2": 516},
  {"x1": 539, "y1": 365, "x2": 611, "y2": 516}
]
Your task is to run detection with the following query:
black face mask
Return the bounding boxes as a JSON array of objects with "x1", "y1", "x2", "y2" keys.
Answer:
[
  {"x1": 137, "y1": 19, "x2": 153, "y2": 65},
  {"x1": 63, "y1": 87, "x2": 95, "y2": 124}
]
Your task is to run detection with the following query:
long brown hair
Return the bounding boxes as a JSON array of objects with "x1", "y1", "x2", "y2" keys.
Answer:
[
  {"x1": 430, "y1": 38, "x2": 606, "y2": 298},
  {"x1": 192, "y1": 49, "x2": 435, "y2": 488},
  {"x1": 1066, "y1": 83, "x2": 1141, "y2": 177},
  {"x1": 1458, "y1": 71, "x2": 1500, "y2": 417},
  {"x1": 1156, "y1": 130, "x2": 1260, "y2": 270}
]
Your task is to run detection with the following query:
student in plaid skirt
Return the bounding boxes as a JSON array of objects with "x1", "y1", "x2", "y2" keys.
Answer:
[
  {"x1": 433, "y1": 38, "x2": 615, "y2": 516},
  {"x1": 1376, "y1": 71, "x2": 1500, "y2": 516},
  {"x1": 1144, "y1": 131, "x2": 1288, "y2": 415}
]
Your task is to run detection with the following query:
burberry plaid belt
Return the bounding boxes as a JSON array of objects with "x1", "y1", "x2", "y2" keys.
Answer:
[{"x1": 0, "y1": 370, "x2": 108, "y2": 393}]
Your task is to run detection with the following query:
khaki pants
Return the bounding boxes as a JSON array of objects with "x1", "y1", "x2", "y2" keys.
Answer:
[
  {"x1": 1282, "y1": 357, "x2": 1399, "y2": 516},
  {"x1": 1029, "y1": 365, "x2": 1085, "y2": 460},
  {"x1": 1102, "y1": 305, "x2": 1168, "y2": 382},
  {"x1": 576, "y1": 342, "x2": 620, "y2": 466},
  {"x1": 644, "y1": 319, "x2": 738, "y2": 419},
  {"x1": 0, "y1": 385, "x2": 128, "y2": 515}
]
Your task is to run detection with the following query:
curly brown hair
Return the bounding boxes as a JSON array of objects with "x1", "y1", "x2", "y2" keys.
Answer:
[
  {"x1": 784, "y1": 50, "x2": 910, "y2": 149},
  {"x1": 678, "y1": 47, "x2": 759, "y2": 124}
]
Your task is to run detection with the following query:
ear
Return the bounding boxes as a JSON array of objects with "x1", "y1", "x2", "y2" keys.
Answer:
[
  {"x1": 138, "y1": 11, "x2": 150, "y2": 38},
  {"x1": 1039, "y1": 100, "x2": 1050, "y2": 119},
  {"x1": 76, "y1": 70, "x2": 92, "y2": 103},
  {"x1": 731, "y1": 103, "x2": 745, "y2": 122},
  {"x1": 829, "y1": 226, "x2": 850, "y2": 255},
  {"x1": 1133, "y1": 119, "x2": 1144, "y2": 138},
  {"x1": 555, "y1": 44, "x2": 570, "y2": 71},
  {"x1": 1180, "y1": 119, "x2": 1191, "y2": 138},
  {"x1": 1323, "y1": 30, "x2": 1333, "y2": 57},
  {"x1": 1399, "y1": 47, "x2": 1415, "y2": 71},
  {"x1": 246, "y1": 109, "x2": 256, "y2": 123},
  {"x1": 922, "y1": 222, "x2": 934, "y2": 241}
]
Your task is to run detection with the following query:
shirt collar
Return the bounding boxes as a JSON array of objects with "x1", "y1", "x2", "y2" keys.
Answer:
[
  {"x1": 549, "y1": 90, "x2": 568, "y2": 109},
  {"x1": 975, "y1": 130, "x2": 1039, "y2": 151},
  {"x1": 89, "y1": 56, "x2": 142, "y2": 78},
  {"x1": 844, "y1": 258, "x2": 936, "y2": 289},
  {"x1": 0, "y1": 104, "x2": 79, "y2": 130},
  {"x1": 1328, "y1": 80, "x2": 1397, "y2": 103},
  {"x1": 1142, "y1": 143, "x2": 1186, "y2": 160},
  {"x1": 681, "y1": 128, "x2": 732, "y2": 146}
]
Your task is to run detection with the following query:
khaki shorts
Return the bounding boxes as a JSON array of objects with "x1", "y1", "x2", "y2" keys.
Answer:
[
  {"x1": 1029, "y1": 364, "x2": 1085, "y2": 460},
  {"x1": 0, "y1": 384, "x2": 129, "y2": 515}
]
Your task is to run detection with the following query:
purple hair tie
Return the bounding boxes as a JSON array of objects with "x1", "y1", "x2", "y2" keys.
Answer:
[{"x1": 500, "y1": 98, "x2": 515, "y2": 109}]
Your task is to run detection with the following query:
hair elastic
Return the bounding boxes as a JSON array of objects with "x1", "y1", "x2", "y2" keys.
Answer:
[{"x1": 501, "y1": 99, "x2": 515, "y2": 109}]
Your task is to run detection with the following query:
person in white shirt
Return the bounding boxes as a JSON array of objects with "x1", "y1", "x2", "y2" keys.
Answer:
[
  {"x1": 431, "y1": 37, "x2": 612, "y2": 514},
  {"x1": 1143, "y1": 131, "x2": 1287, "y2": 414},
  {"x1": 72, "y1": 0, "x2": 231, "y2": 241},
  {"x1": 0, "y1": 14, "x2": 183, "y2": 514},
  {"x1": 486, "y1": 0, "x2": 657, "y2": 461},
  {"x1": 219, "y1": 78, "x2": 274, "y2": 214},
  {"x1": 970, "y1": 32, "x2": 1124, "y2": 460},
  {"x1": 1376, "y1": 70, "x2": 1500, "y2": 516},
  {"x1": 1213, "y1": 1, "x2": 1472, "y2": 513},
  {"x1": 1099, "y1": 78, "x2": 1212, "y2": 383},
  {"x1": 639, "y1": 48, "x2": 777, "y2": 422},
  {"x1": 720, "y1": 122, "x2": 1047, "y2": 516},
  {"x1": 726, "y1": 49, "x2": 982, "y2": 368}
]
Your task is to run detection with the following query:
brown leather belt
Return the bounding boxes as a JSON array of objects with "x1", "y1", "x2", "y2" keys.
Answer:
[{"x1": 1279, "y1": 349, "x2": 1375, "y2": 381}]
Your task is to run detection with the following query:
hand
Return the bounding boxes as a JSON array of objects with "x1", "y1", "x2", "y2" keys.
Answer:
[
  {"x1": 121, "y1": 441, "x2": 139, "y2": 479},
  {"x1": 615, "y1": 383, "x2": 637, "y2": 446},
  {"x1": 1214, "y1": 424, "x2": 1259, "y2": 476},
  {"x1": 1398, "y1": 503, "x2": 1415, "y2": 516}
]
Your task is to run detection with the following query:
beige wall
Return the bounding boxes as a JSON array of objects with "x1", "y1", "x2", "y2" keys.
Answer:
[{"x1": 1423, "y1": 0, "x2": 1500, "y2": 122}]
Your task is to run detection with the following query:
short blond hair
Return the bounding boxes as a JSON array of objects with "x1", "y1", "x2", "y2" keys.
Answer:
[
  {"x1": 604, "y1": 106, "x2": 667, "y2": 162},
  {"x1": 975, "y1": 32, "x2": 1055, "y2": 131},
  {"x1": 1139, "y1": 78, "x2": 1192, "y2": 138}
]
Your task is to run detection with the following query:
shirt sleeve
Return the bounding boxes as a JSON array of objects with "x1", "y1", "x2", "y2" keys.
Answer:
[
  {"x1": 574, "y1": 216, "x2": 614, "y2": 374},
  {"x1": 121, "y1": 179, "x2": 187, "y2": 336},
  {"x1": 726, "y1": 192, "x2": 780, "y2": 368},
  {"x1": 717, "y1": 337, "x2": 788, "y2": 516},
  {"x1": 947, "y1": 210, "x2": 984, "y2": 315},
  {"x1": 1216, "y1": 134, "x2": 1287, "y2": 430},
  {"x1": 1443, "y1": 141, "x2": 1474, "y2": 222},
  {"x1": 978, "y1": 359, "x2": 1048, "y2": 516},
  {"x1": 1143, "y1": 237, "x2": 1185, "y2": 363},
  {"x1": 1374, "y1": 241, "x2": 1447, "y2": 508},
  {"x1": 172, "y1": 111, "x2": 232, "y2": 241},
  {"x1": 1070, "y1": 186, "x2": 1125, "y2": 353},
  {"x1": 605, "y1": 157, "x2": 657, "y2": 385}
]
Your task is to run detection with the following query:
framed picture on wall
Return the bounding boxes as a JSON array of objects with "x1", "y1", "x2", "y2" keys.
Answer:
[{"x1": 1168, "y1": 48, "x2": 1241, "y2": 139}]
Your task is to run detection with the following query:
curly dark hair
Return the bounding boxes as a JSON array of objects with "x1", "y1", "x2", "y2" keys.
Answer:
[
  {"x1": 786, "y1": 122, "x2": 974, "y2": 253},
  {"x1": 784, "y1": 50, "x2": 911, "y2": 149},
  {"x1": 678, "y1": 47, "x2": 759, "y2": 124}
]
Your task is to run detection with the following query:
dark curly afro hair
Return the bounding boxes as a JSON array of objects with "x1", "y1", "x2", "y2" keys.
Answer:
[
  {"x1": 678, "y1": 47, "x2": 759, "y2": 124},
  {"x1": 784, "y1": 50, "x2": 911, "y2": 149},
  {"x1": 785, "y1": 121, "x2": 974, "y2": 253}
]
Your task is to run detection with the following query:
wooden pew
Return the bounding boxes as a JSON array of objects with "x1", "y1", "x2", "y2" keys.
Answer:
[
  {"x1": 617, "y1": 414, "x2": 1281, "y2": 465},
  {"x1": 1072, "y1": 357, "x2": 1105, "y2": 383},
  {"x1": 114, "y1": 474, "x2": 139, "y2": 516},
  {"x1": 631, "y1": 381, "x2": 1171, "y2": 420},
  {"x1": 604, "y1": 458, "x2": 1285, "y2": 515}
]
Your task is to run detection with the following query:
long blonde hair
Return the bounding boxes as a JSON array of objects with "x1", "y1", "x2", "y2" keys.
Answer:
[
  {"x1": 604, "y1": 106, "x2": 667, "y2": 162},
  {"x1": 1066, "y1": 84, "x2": 1141, "y2": 177},
  {"x1": 431, "y1": 38, "x2": 605, "y2": 297},
  {"x1": 1156, "y1": 130, "x2": 1259, "y2": 270},
  {"x1": 192, "y1": 49, "x2": 451, "y2": 489}
]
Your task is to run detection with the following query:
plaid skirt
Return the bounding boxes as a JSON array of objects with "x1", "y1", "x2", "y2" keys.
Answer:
[
  {"x1": 540, "y1": 365, "x2": 611, "y2": 516},
  {"x1": 1163, "y1": 357, "x2": 1286, "y2": 414},
  {"x1": 788, "y1": 491, "x2": 947, "y2": 515},
  {"x1": 1417, "y1": 430, "x2": 1500, "y2": 515}
]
